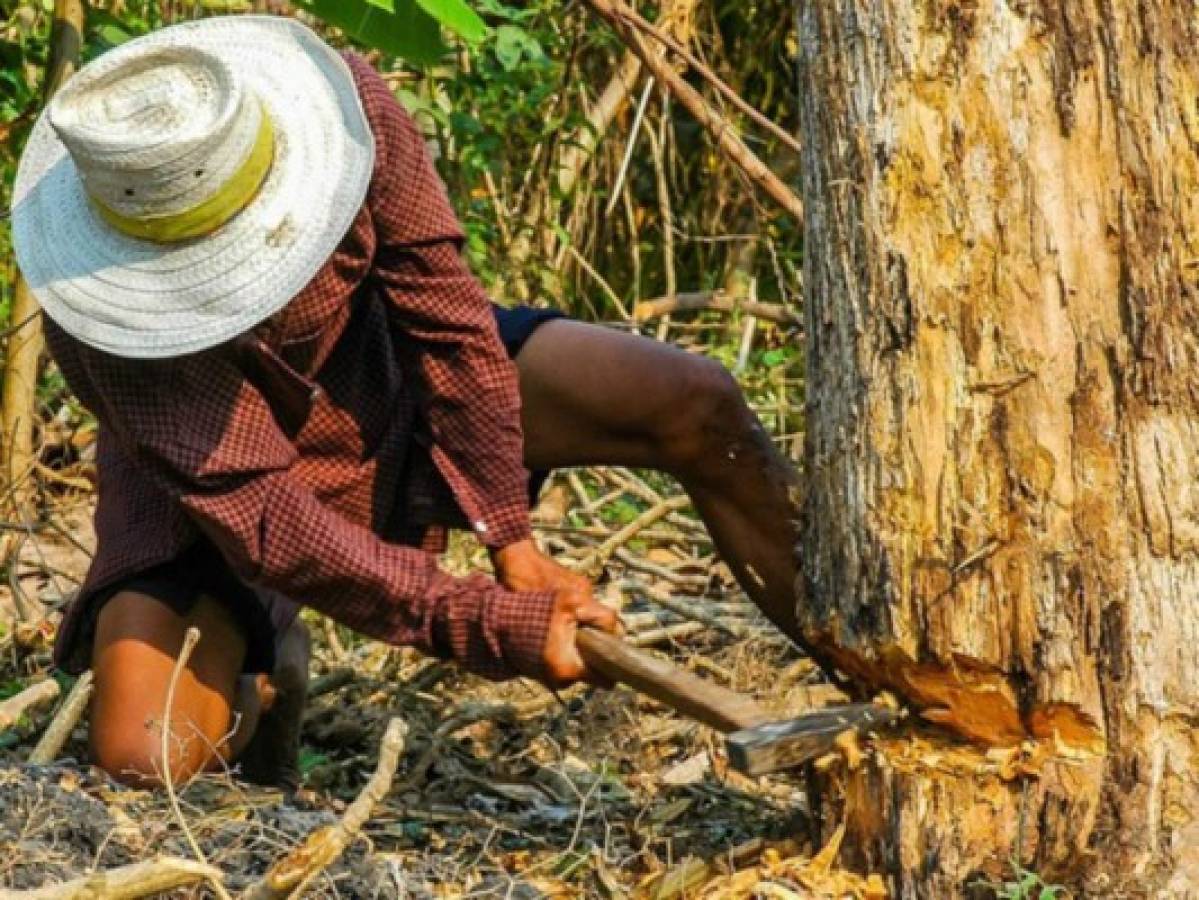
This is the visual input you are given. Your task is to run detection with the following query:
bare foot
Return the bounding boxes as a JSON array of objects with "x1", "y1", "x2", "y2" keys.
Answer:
[{"x1": 238, "y1": 618, "x2": 310, "y2": 789}]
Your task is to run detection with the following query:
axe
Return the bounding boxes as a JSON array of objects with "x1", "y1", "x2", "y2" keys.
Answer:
[{"x1": 576, "y1": 628, "x2": 899, "y2": 775}]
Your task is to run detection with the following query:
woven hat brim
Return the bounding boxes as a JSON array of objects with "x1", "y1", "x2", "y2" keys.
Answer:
[{"x1": 11, "y1": 16, "x2": 375, "y2": 359}]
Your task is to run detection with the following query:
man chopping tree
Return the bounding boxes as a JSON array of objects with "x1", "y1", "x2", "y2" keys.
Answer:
[{"x1": 11, "y1": 15, "x2": 802, "y2": 787}]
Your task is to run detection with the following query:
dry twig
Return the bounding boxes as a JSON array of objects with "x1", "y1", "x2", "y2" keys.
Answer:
[
  {"x1": 0, "y1": 678, "x2": 61, "y2": 732},
  {"x1": 159, "y1": 628, "x2": 235, "y2": 900},
  {"x1": 627, "y1": 583, "x2": 754, "y2": 638},
  {"x1": 634, "y1": 290, "x2": 798, "y2": 325},
  {"x1": 585, "y1": 0, "x2": 804, "y2": 224},
  {"x1": 0, "y1": 856, "x2": 226, "y2": 900},
  {"x1": 577, "y1": 495, "x2": 691, "y2": 575},
  {"x1": 243, "y1": 716, "x2": 408, "y2": 900},
  {"x1": 630, "y1": 621, "x2": 706, "y2": 647},
  {"x1": 28, "y1": 670, "x2": 92, "y2": 764},
  {"x1": 606, "y1": 0, "x2": 804, "y2": 155}
]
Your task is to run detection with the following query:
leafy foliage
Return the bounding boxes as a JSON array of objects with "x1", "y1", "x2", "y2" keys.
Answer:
[
  {"x1": 291, "y1": 0, "x2": 444, "y2": 63},
  {"x1": 288, "y1": 0, "x2": 486, "y2": 64},
  {"x1": 2, "y1": 0, "x2": 804, "y2": 439},
  {"x1": 975, "y1": 866, "x2": 1067, "y2": 900}
]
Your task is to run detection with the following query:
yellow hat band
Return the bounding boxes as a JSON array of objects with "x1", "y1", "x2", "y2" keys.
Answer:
[{"x1": 92, "y1": 108, "x2": 275, "y2": 244}]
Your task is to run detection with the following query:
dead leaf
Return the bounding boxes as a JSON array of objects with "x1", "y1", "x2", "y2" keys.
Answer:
[
  {"x1": 649, "y1": 797, "x2": 693, "y2": 824},
  {"x1": 639, "y1": 857, "x2": 711, "y2": 900},
  {"x1": 661, "y1": 751, "x2": 710, "y2": 785}
]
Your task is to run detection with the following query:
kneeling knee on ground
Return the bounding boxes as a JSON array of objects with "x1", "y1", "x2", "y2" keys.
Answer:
[{"x1": 90, "y1": 716, "x2": 227, "y2": 787}]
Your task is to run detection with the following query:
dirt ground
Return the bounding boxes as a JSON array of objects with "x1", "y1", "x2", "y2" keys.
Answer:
[{"x1": 0, "y1": 472, "x2": 885, "y2": 898}]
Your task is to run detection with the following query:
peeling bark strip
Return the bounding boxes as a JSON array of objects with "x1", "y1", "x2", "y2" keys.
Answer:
[{"x1": 796, "y1": 0, "x2": 1199, "y2": 894}]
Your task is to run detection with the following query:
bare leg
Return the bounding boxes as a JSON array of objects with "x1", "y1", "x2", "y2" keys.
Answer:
[
  {"x1": 515, "y1": 320, "x2": 802, "y2": 640},
  {"x1": 90, "y1": 590, "x2": 308, "y2": 787},
  {"x1": 237, "y1": 618, "x2": 310, "y2": 789}
]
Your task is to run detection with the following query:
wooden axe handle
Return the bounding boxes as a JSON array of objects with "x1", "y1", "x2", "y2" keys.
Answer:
[{"x1": 576, "y1": 628, "x2": 770, "y2": 733}]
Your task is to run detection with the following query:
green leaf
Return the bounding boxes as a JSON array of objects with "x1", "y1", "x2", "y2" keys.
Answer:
[
  {"x1": 493, "y1": 24, "x2": 538, "y2": 70},
  {"x1": 298, "y1": 747, "x2": 329, "y2": 774},
  {"x1": 293, "y1": 0, "x2": 446, "y2": 65},
  {"x1": 396, "y1": 88, "x2": 449, "y2": 127},
  {"x1": 413, "y1": 0, "x2": 488, "y2": 43},
  {"x1": 96, "y1": 23, "x2": 132, "y2": 46},
  {"x1": 474, "y1": 0, "x2": 532, "y2": 21},
  {"x1": 0, "y1": 679, "x2": 26, "y2": 702},
  {"x1": 551, "y1": 849, "x2": 590, "y2": 879},
  {"x1": 87, "y1": 7, "x2": 141, "y2": 48}
]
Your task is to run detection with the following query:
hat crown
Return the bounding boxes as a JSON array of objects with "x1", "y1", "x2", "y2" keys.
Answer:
[{"x1": 47, "y1": 45, "x2": 263, "y2": 219}]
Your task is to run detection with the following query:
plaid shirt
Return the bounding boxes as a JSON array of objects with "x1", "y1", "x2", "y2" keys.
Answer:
[{"x1": 44, "y1": 53, "x2": 555, "y2": 681}]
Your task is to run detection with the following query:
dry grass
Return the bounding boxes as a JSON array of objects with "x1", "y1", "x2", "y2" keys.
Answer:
[{"x1": 0, "y1": 470, "x2": 882, "y2": 899}]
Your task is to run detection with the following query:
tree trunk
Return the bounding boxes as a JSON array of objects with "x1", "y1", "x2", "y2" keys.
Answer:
[{"x1": 796, "y1": 1, "x2": 1199, "y2": 895}]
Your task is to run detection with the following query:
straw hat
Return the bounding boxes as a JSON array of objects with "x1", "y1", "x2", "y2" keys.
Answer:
[{"x1": 11, "y1": 16, "x2": 375, "y2": 359}]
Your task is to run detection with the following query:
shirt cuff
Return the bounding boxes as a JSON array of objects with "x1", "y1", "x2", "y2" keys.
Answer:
[
  {"x1": 422, "y1": 569, "x2": 555, "y2": 682},
  {"x1": 488, "y1": 588, "x2": 556, "y2": 681},
  {"x1": 472, "y1": 499, "x2": 533, "y2": 550}
]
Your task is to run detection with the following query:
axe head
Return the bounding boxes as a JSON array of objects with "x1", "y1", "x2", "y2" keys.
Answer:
[{"x1": 725, "y1": 703, "x2": 901, "y2": 776}]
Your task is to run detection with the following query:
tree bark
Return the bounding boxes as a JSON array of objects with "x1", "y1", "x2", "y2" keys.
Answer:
[{"x1": 796, "y1": 1, "x2": 1199, "y2": 895}]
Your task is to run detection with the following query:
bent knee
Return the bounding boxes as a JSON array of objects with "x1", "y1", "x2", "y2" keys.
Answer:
[
  {"x1": 90, "y1": 727, "x2": 217, "y2": 787},
  {"x1": 653, "y1": 356, "x2": 756, "y2": 475}
]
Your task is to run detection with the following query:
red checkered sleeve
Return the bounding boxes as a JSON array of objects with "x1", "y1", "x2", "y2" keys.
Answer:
[
  {"x1": 349, "y1": 55, "x2": 534, "y2": 551},
  {"x1": 48, "y1": 329, "x2": 555, "y2": 683}
]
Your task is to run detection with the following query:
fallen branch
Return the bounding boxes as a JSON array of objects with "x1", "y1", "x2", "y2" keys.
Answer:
[
  {"x1": 630, "y1": 621, "x2": 706, "y2": 647},
  {"x1": 627, "y1": 583, "x2": 755, "y2": 639},
  {"x1": 243, "y1": 716, "x2": 408, "y2": 900},
  {"x1": 0, "y1": 677, "x2": 61, "y2": 732},
  {"x1": 584, "y1": 0, "x2": 804, "y2": 224},
  {"x1": 578, "y1": 495, "x2": 692, "y2": 576},
  {"x1": 633, "y1": 290, "x2": 799, "y2": 325},
  {"x1": 2, "y1": 856, "x2": 225, "y2": 900},
  {"x1": 28, "y1": 670, "x2": 92, "y2": 764},
  {"x1": 396, "y1": 703, "x2": 511, "y2": 792},
  {"x1": 612, "y1": 547, "x2": 708, "y2": 588},
  {"x1": 537, "y1": 522, "x2": 706, "y2": 546},
  {"x1": 607, "y1": 1, "x2": 804, "y2": 156}
]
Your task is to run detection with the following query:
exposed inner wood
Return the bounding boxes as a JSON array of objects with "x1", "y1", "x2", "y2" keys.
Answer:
[{"x1": 810, "y1": 637, "x2": 1025, "y2": 747}]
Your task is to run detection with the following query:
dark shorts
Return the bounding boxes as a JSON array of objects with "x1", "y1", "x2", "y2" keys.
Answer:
[{"x1": 82, "y1": 304, "x2": 565, "y2": 674}]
